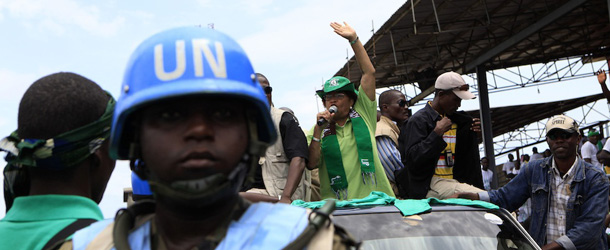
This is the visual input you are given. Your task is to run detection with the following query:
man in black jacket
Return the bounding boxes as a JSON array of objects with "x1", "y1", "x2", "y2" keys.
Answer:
[{"x1": 397, "y1": 72, "x2": 484, "y2": 199}]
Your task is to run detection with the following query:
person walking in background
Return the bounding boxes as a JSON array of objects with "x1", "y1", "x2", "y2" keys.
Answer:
[
  {"x1": 530, "y1": 147, "x2": 543, "y2": 161},
  {"x1": 503, "y1": 153, "x2": 516, "y2": 179},
  {"x1": 543, "y1": 149, "x2": 552, "y2": 158},
  {"x1": 581, "y1": 130, "x2": 602, "y2": 169},
  {"x1": 513, "y1": 154, "x2": 528, "y2": 176},
  {"x1": 521, "y1": 154, "x2": 530, "y2": 165},
  {"x1": 596, "y1": 137, "x2": 610, "y2": 174},
  {"x1": 480, "y1": 157, "x2": 493, "y2": 191}
]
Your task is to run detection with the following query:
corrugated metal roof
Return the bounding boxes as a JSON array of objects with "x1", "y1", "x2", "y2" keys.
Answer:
[{"x1": 335, "y1": 0, "x2": 609, "y2": 100}]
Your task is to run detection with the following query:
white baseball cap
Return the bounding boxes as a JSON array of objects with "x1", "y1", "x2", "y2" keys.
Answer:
[
  {"x1": 435, "y1": 72, "x2": 475, "y2": 100},
  {"x1": 546, "y1": 115, "x2": 580, "y2": 136}
]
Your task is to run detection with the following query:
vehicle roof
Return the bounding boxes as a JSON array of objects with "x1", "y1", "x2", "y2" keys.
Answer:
[
  {"x1": 333, "y1": 203, "x2": 489, "y2": 216},
  {"x1": 330, "y1": 203, "x2": 540, "y2": 249}
]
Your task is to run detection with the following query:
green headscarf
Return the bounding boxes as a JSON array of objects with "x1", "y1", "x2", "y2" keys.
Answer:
[
  {"x1": 1, "y1": 94, "x2": 115, "y2": 210},
  {"x1": 1, "y1": 95, "x2": 115, "y2": 169}
]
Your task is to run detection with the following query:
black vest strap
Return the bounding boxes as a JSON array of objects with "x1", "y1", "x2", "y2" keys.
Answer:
[
  {"x1": 43, "y1": 218, "x2": 97, "y2": 250},
  {"x1": 113, "y1": 200, "x2": 156, "y2": 250}
]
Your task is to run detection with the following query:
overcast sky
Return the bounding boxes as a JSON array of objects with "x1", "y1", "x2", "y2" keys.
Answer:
[{"x1": 0, "y1": 0, "x2": 608, "y2": 218}]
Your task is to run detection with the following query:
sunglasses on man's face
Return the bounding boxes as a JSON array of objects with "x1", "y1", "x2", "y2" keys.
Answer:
[
  {"x1": 263, "y1": 86, "x2": 272, "y2": 94},
  {"x1": 397, "y1": 99, "x2": 408, "y2": 108},
  {"x1": 547, "y1": 131, "x2": 577, "y2": 140},
  {"x1": 455, "y1": 84, "x2": 469, "y2": 91}
]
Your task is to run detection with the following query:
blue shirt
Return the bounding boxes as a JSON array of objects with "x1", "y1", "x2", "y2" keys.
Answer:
[
  {"x1": 70, "y1": 202, "x2": 309, "y2": 250},
  {"x1": 376, "y1": 136, "x2": 404, "y2": 182},
  {"x1": 479, "y1": 157, "x2": 609, "y2": 249}
]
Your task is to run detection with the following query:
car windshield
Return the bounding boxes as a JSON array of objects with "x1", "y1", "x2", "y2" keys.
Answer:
[{"x1": 333, "y1": 209, "x2": 538, "y2": 250}]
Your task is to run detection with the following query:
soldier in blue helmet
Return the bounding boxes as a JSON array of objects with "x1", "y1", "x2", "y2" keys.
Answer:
[{"x1": 61, "y1": 27, "x2": 353, "y2": 250}]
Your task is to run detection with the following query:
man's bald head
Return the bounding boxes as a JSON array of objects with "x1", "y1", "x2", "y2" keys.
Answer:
[
  {"x1": 379, "y1": 89, "x2": 403, "y2": 107},
  {"x1": 256, "y1": 73, "x2": 272, "y2": 105},
  {"x1": 379, "y1": 89, "x2": 409, "y2": 124}
]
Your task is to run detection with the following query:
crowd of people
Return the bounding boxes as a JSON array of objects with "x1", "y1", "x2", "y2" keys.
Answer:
[{"x1": 0, "y1": 22, "x2": 609, "y2": 250}]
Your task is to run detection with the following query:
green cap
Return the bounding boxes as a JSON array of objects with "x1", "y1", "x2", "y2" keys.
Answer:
[
  {"x1": 316, "y1": 76, "x2": 358, "y2": 98},
  {"x1": 588, "y1": 130, "x2": 600, "y2": 137}
]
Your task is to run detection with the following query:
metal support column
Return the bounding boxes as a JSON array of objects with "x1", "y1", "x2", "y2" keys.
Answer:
[
  {"x1": 607, "y1": 0, "x2": 610, "y2": 24},
  {"x1": 390, "y1": 31, "x2": 398, "y2": 66},
  {"x1": 477, "y1": 66, "x2": 498, "y2": 189}
]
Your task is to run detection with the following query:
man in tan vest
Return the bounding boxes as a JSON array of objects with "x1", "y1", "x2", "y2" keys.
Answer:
[
  {"x1": 243, "y1": 73, "x2": 311, "y2": 203},
  {"x1": 375, "y1": 90, "x2": 409, "y2": 194}
]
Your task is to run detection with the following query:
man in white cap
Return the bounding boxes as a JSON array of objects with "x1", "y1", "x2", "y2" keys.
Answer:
[
  {"x1": 454, "y1": 115, "x2": 609, "y2": 249},
  {"x1": 396, "y1": 71, "x2": 484, "y2": 199}
]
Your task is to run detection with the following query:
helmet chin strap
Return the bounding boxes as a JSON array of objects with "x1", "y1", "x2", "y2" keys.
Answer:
[{"x1": 148, "y1": 154, "x2": 251, "y2": 210}]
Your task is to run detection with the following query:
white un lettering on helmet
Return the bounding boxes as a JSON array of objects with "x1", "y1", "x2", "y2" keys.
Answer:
[{"x1": 154, "y1": 39, "x2": 227, "y2": 81}]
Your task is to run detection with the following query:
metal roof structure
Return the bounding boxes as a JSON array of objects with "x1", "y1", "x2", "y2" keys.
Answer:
[
  {"x1": 463, "y1": 93, "x2": 609, "y2": 157},
  {"x1": 465, "y1": 93, "x2": 606, "y2": 140},
  {"x1": 336, "y1": 0, "x2": 610, "y2": 104}
]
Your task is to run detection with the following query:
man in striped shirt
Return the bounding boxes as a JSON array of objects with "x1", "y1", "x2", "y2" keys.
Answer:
[{"x1": 375, "y1": 90, "x2": 409, "y2": 195}]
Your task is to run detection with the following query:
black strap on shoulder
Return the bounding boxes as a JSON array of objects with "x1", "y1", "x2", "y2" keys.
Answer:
[
  {"x1": 43, "y1": 218, "x2": 97, "y2": 250},
  {"x1": 332, "y1": 223, "x2": 361, "y2": 249},
  {"x1": 114, "y1": 200, "x2": 156, "y2": 250},
  {"x1": 283, "y1": 200, "x2": 337, "y2": 250}
]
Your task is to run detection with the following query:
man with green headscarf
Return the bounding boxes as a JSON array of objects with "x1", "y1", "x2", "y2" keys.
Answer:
[
  {"x1": 582, "y1": 129, "x2": 602, "y2": 169},
  {"x1": 308, "y1": 22, "x2": 395, "y2": 200},
  {"x1": 0, "y1": 72, "x2": 116, "y2": 250}
]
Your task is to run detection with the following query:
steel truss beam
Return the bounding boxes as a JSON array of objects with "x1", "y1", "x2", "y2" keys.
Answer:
[
  {"x1": 394, "y1": 57, "x2": 608, "y2": 103},
  {"x1": 383, "y1": 59, "x2": 610, "y2": 159},
  {"x1": 478, "y1": 96, "x2": 610, "y2": 157}
]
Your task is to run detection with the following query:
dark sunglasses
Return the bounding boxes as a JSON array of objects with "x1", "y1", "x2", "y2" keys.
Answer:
[
  {"x1": 454, "y1": 84, "x2": 469, "y2": 91},
  {"x1": 397, "y1": 99, "x2": 408, "y2": 108},
  {"x1": 547, "y1": 130, "x2": 577, "y2": 140},
  {"x1": 264, "y1": 86, "x2": 272, "y2": 94}
]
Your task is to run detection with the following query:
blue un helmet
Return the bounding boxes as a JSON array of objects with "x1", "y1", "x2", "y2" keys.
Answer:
[
  {"x1": 110, "y1": 26, "x2": 276, "y2": 161},
  {"x1": 110, "y1": 27, "x2": 276, "y2": 208}
]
